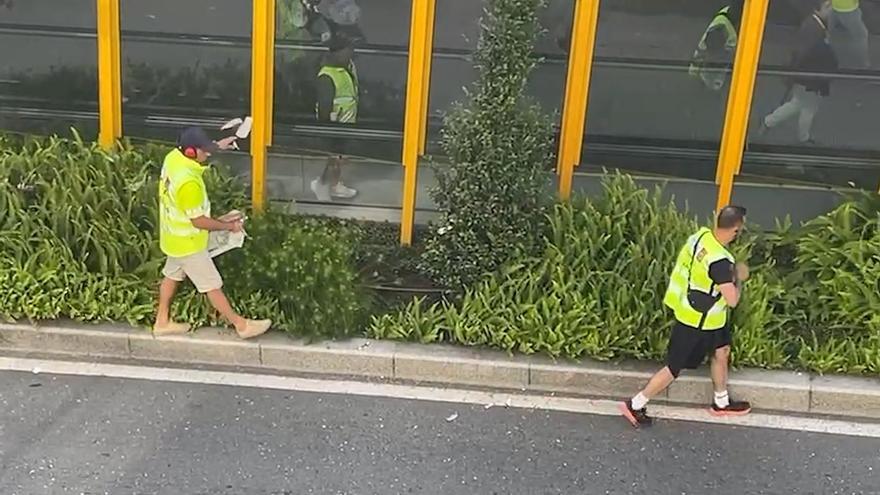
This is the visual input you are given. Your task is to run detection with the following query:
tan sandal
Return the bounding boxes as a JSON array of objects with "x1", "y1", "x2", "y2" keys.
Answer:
[
  {"x1": 153, "y1": 321, "x2": 191, "y2": 336},
  {"x1": 236, "y1": 319, "x2": 272, "y2": 340}
]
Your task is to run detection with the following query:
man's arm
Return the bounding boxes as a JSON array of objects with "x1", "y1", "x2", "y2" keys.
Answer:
[
  {"x1": 177, "y1": 183, "x2": 242, "y2": 233},
  {"x1": 709, "y1": 259, "x2": 740, "y2": 308},
  {"x1": 191, "y1": 216, "x2": 241, "y2": 233},
  {"x1": 316, "y1": 74, "x2": 335, "y2": 122}
]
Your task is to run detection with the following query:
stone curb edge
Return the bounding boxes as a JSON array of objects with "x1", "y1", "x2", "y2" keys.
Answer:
[{"x1": 1, "y1": 322, "x2": 878, "y2": 419}]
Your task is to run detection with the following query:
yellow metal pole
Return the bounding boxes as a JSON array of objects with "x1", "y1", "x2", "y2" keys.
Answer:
[
  {"x1": 417, "y1": 0, "x2": 436, "y2": 154},
  {"x1": 265, "y1": 1, "x2": 276, "y2": 147},
  {"x1": 715, "y1": 0, "x2": 769, "y2": 211},
  {"x1": 110, "y1": 0, "x2": 122, "y2": 137},
  {"x1": 250, "y1": 0, "x2": 271, "y2": 212},
  {"x1": 556, "y1": 0, "x2": 600, "y2": 200},
  {"x1": 96, "y1": 0, "x2": 122, "y2": 149},
  {"x1": 400, "y1": 0, "x2": 431, "y2": 245}
]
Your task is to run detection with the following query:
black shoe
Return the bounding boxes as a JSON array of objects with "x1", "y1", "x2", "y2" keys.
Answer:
[
  {"x1": 710, "y1": 399, "x2": 752, "y2": 416},
  {"x1": 619, "y1": 400, "x2": 653, "y2": 428}
]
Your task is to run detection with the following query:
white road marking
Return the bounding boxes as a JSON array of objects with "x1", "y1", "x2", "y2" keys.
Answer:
[{"x1": 3, "y1": 356, "x2": 879, "y2": 438}]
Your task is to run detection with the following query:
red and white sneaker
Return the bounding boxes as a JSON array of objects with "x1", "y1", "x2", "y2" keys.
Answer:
[{"x1": 710, "y1": 400, "x2": 752, "y2": 416}]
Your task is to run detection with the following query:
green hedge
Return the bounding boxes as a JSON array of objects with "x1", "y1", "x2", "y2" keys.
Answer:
[
  {"x1": 371, "y1": 173, "x2": 880, "y2": 375},
  {"x1": 0, "y1": 133, "x2": 366, "y2": 338},
  {"x1": 2, "y1": 133, "x2": 878, "y2": 375}
]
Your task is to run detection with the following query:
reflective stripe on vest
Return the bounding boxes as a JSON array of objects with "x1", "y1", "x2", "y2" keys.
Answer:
[
  {"x1": 832, "y1": 0, "x2": 859, "y2": 13},
  {"x1": 688, "y1": 7, "x2": 738, "y2": 89},
  {"x1": 663, "y1": 227, "x2": 734, "y2": 330},
  {"x1": 316, "y1": 63, "x2": 359, "y2": 123},
  {"x1": 159, "y1": 149, "x2": 211, "y2": 258}
]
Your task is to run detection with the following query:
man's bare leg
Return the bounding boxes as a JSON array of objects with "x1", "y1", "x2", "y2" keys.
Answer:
[
  {"x1": 620, "y1": 366, "x2": 676, "y2": 427},
  {"x1": 710, "y1": 345, "x2": 730, "y2": 394},
  {"x1": 205, "y1": 289, "x2": 247, "y2": 331},
  {"x1": 205, "y1": 289, "x2": 271, "y2": 339},
  {"x1": 156, "y1": 278, "x2": 178, "y2": 328},
  {"x1": 709, "y1": 345, "x2": 751, "y2": 415},
  {"x1": 154, "y1": 278, "x2": 190, "y2": 335},
  {"x1": 642, "y1": 366, "x2": 676, "y2": 399}
]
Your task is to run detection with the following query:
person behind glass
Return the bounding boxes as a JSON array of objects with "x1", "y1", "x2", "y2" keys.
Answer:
[
  {"x1": 620, "y1": 206, "x2": 752, "y2": 428},
  {"x1": 758, "y1": 1, "x2": 838, "y2": 145},
  {"x1": 154, "y1": 127, "x2": 272, "y2": 340},
  {"x1": 688, "y1": 1, "x2": 743, "y2": 92},
  {"x1": 311, "y1": 33, "x2": 359, "y2": 201},
  {"x1": 830, "y1": 0, "x2": 870, "y2": 68},
  {"x1": 315, "y1": 0, "x2": 364, "y2": 42}
]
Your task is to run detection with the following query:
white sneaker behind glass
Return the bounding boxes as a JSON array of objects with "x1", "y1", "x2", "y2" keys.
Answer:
[{"x1": 331, "y1": 183, "x2": 358, "y2": 199}]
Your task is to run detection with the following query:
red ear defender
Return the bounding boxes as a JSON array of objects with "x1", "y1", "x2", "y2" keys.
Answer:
[{"x1": 183, "y1": 147, "x2": 197, "y2": 158}]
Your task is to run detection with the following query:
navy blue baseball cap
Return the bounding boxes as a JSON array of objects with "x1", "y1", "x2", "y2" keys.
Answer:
[{"x1": 177, "y1": 127, "x2": 219, "y2": 153}]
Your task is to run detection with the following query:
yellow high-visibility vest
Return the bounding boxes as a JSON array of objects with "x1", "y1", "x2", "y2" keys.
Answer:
[
  {"x1": 663, "y1": 227, "x2": 735, "y2": 330},
  {"x1": 316, "y1": 63, "x2": 359, "y2": 123},
  {"x1": 158, "y1": 149, "x2": 211, "y2": 258}
]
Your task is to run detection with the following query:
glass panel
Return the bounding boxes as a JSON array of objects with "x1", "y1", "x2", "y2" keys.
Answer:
[
  {"x1": 576, "y1": 0, "x2": 737, "y2": 194},
  {"x1": 122, "y1": 0, "x2": 251, "y2": 36},
  {"x1": 0, "y1": 1, "x2": 98, "y2": 138},
  {"x1": 120, "y1": 0, "x2": 252, "y2": 141},
  {"x1": 741, "y1": 1, "x2": 880, "y2": 191},
  {"x1": 270, "y1": 0, "x2": 411, "y2": 213},
  {"x1": 427, "y1": 0, "x2": 572, "y2": 144},
  {"x1": 0, "y1": 0, "x2": 96, "y2": 29}
]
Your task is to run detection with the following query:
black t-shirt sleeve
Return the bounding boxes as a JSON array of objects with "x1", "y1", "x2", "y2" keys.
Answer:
[{"x1": 708, "y1": 259, "x2": 735, "y2": 286}]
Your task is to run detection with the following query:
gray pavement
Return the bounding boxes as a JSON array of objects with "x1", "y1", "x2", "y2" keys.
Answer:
[{"x1": 1, "y1": 370, "x2": 878, "y2": 495}]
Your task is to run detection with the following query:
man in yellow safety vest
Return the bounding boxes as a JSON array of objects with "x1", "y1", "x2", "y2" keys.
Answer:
[
  {"x1": 620, "y1": 206, "x2": 751, "y2": 428},
  {"x1": 689, "y1": 2, "x2": 743, "y2": 91},
  {"x1": 311, "y1": 33, "x2": 360, "y2": 201},
  {"x1": 153, "y1": 127, "x2": 271, "y2": 340},
  {"x1": 830, "y1": 0, "x2": 870, "y2": 68}
]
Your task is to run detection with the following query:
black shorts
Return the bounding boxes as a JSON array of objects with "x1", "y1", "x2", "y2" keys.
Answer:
[{"x1": 666, "y1": 322, "x2": 732, "y2": 374}]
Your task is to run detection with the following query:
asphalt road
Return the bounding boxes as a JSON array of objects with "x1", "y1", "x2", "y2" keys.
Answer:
[{"x1": 0, "y1": 370, "x2": 877, "y2": 495}]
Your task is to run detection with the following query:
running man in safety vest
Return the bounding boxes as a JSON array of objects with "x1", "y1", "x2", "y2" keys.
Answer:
[
  {"x1": 311, "y1": 33, "x2": 359, "y2": 201},
  {"x1": 620, "y1": 206, "x2": 751, "y2": 428},
  {"x1": 153, "y1": 127, "x2": 272, "y2": 340},
  {"x1": 830, "y1": 0, "x2": 870, "y2": 68},
  {"x1": 689, "y1": 2, "x2": 743, "y2": 91}
]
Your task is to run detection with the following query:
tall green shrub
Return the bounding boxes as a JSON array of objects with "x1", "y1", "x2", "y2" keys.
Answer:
[{"x1": 421, "y1": 0, "x2": 555, "y2": 289}]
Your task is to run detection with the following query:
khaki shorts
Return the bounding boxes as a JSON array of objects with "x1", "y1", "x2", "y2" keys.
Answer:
[{"x1": 162, "y1": 250, "x2": 223, "y2": 294}]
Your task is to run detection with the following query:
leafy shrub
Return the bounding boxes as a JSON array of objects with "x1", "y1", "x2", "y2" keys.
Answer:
[
  {"x1": 421, "y1": 0, "x2": 556, "y2": 289},
  {"x1": 766, "y1": 192, "x2": 880, "y2": 374},
  {"x1": 0, "y1": 133, "x2": 365, "y2": 338},
  {"x1": 370, "y1": 173, "x2": 817, "y2": 372},
  {"x1": 375, "y1": 174, "x2": 731, "y2": 361}
]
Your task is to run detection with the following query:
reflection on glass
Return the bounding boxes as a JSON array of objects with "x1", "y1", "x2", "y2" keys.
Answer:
[
  {"x1": 743, "y1": 0, "x2": 880, "y2": 190},
  {"x1": 121, "y1": 0, "x2": 250, "y2": 37},
  {"x1": 756, "y1": 2, "x2": 836, "y2": 145},
  {"x1": 0, "y1": 1, "x2": 97, "y2": 137},
  {"x1": 578, "y1": 1, "x2": 742, "y2": 183},
  {"x1": 119, "y1": 0, "x2": 251, "y2": 139},
  {"x1": 270, "y1": 1, "x2": 409, "y2": 208},
  {"x1": 1, "y1": 0, "x2": 95, "y2": 29}
]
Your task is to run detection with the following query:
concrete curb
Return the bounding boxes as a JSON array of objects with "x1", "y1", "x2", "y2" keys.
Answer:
[{"x1": 1, "y1": 322, "x2": 878, "y2": 419}]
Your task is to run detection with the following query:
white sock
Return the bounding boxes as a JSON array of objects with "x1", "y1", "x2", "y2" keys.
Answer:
[
  {"x1": 631, "y1": 392, "x2": 649, "y2": 410},
  {"x1": 714, "y1": 390, "x2": 730, "y2": 408}
]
